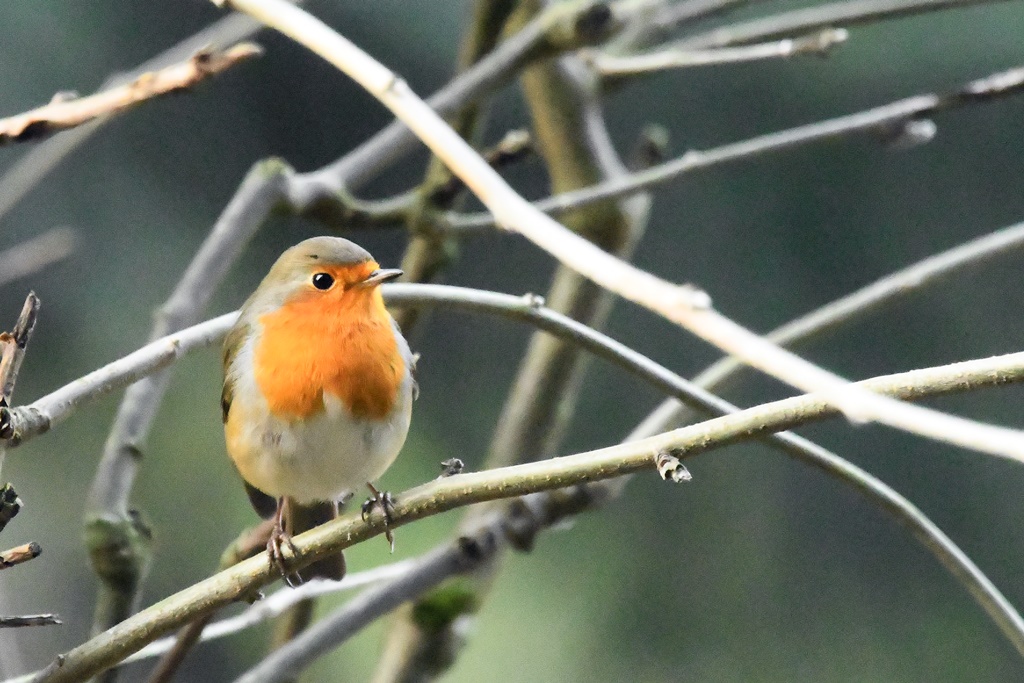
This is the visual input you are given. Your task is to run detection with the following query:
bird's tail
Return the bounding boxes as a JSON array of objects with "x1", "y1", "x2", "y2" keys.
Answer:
[{"x1": 284, "y1": 497, "x2": 346, "y2": 582}]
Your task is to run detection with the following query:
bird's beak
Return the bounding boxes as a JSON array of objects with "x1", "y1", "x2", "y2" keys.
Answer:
[{"x1": 359, "y1": 268, "x2": 403, "y2": 288}]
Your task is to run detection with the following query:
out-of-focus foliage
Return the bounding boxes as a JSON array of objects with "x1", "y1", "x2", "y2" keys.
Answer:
[{"x1": 1, "y1": 1, "x2": 1024, "y2": 681}]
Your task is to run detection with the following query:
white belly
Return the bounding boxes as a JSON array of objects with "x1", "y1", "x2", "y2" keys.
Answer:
[{"x1": 232, "y1": 377, "x2": 413, "y2": 504}]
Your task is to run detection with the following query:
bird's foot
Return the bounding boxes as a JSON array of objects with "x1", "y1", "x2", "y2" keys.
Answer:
[
  {"x1": 361, "y1": 482, "x2": 396, "y2": 552},
  {"x1": 268, "y1": 506, "x2": 303, "y2": 587}
]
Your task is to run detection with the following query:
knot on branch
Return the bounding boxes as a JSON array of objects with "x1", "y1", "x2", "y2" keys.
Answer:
[
  {"x1": 0, "y1": 484, "x2": 22, "y2": 532},
  {"x1": 656, "y1": 452, "x2": 692, "y2": 483},
  {"x1": 410, "y1": 580, "x2": 481, "y2": 635},
  {"x1": 0, "y1": 540, "x2": 41, "y2": 569},
  {"x1": 84, "y1": 510, "x2": 153, "y2": 592},
  {"x1": 546, "y1": 1, "x2": 618, "y2": 51},
  {"x1": 573, "y1": 2, "x2": 614, "y2": 44}
]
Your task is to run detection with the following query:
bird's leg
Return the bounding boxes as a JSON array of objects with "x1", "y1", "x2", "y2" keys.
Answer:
[
  {"x1": 268, "y1": 497, "x2": 302, "y2": 587},
  {"x1": 361, "y1": 482, "x2": 396, "y2": 552}
]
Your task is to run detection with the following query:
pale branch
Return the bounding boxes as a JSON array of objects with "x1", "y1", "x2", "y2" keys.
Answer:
[
  {"x1": 82, "y1": 162, "x2": 289, "y2": 656},
  {"x1": 0, "y1": 285, "x2": 1018, "y2": 672},
  {"x1": 0, "y1": 283, "x2": 1019, "y2": 661},
  {"x1": 446, "y1": 64, "x2": 1024, "y2": 232},
  {"x1": 234, "y1": 545, "x2": 475, "y2": 683},
  {"x1": 0, "y1": 229, "x2": 77, "y2": 289},
  {"x1": 634, "y1": 217, "x2": 1024, "y2": 439},
  {"x1": 0, "y1": 314, "x2": 234, "y2": 446},
  {"x1": 119, "y1": 561, "x2": 420, "y2": 667},
  {"x1": 0, "y1": 11, "x2": 267, "y2": 223},
  {"x1": 0, "y1": 292, "x2": 40, "y2": 535},
  {"x1": 392, "y1": 0, "x2": 521, "y2": 334},
  {"x1": 234, "y1": 415, "x2": 1024, "y2": 682},
  {"x1": 609, "y1": 0, "x2": 756, "y2": 52},
  {"x1": 0, "y1": 283, "x2": 753, "y2": 451},
  {"x1": 18, "y1": 350, "x2": 1024, "y2": 683},
  {"x1": 0, "y1": 44, "x2": 261, "y2": 146},
  {"x1": 373, "y1": 31, "x2": 655, "y2": 680},
  {"x1": 676, "y1": 0, "x2": 1019, "y2": 49},
  {"x1": 0, "y1": 542, "x2": 41, "y2": 570},
  {"x1": 290, "y1": 0, "x2": 642, "y2": 199},
  {"x1": 589, "y1": 28, "x2": 847, "y2": 75},
  {"x1": 0, "y1": 615, "x2": 60, "y2": 629},
  {"x1": 214, "y1": 0, "x2": 1024, "y2": 461}
]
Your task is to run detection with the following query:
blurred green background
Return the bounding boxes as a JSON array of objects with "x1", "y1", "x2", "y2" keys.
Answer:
[{"x1": 2, "y1": 1, "x2": 1024, "y2": 681}]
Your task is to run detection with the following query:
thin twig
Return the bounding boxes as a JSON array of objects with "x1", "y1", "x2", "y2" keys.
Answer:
[
  {"x1": 391, "y1": 0, "x2": 520, "y2": 335},
  {"x1": 122, "y1": 561, "x2": 419, "y2": 668},
  {"x1": 0, "y1": 292, "x2": 39, "y2": 525},
  {"x1": 18, "y1": 348, "x2": 1024, "y2": 682},
  {"x1": 233, "y1": 546, "x2": 474, "y2": 683},
  {"x1": 0, "y1": 44, "x2": 261, "y2": 146},
  {"x1": 216, "y1": 0, "x2": 1024, "y2": 462},
  {"x1": 0, "y1": 313, "x2": 233, "y2": 446},
  {"x1": 82, "y1": 162, "x2": 289, "y2": 657},
  {"x1": 0, "y1": 286, "x2": 1019, "y2": 675},
  {"x1": 634, "y1": 218, "x2": 1024, "y2": 438},
  {"x1": 0, "y1": 11, "x2": 266, "y2": 224},
  {"x1": 676, "y1": 0, "x2": 1018, "y2": 49},
  {"x1": 446, "y1": 64, "x2": 1024, "y2": 231},
  {"x1": 589, "y1": 28, "x2": 847, "y2": 75},
  {"x1": 291, "y1": 0, "x2": 638, "y2": 199},
  {"x1": 0, "y1": 615, "x2": 60, "y2": 629},
  {"x1": 0, "y1": 542, "x2": 40, "y2": 570},
  {"x1": 374, "y1": 27, "x2": 654, "y2": 678}
]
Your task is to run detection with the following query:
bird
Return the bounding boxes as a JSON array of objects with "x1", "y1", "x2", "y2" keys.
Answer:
[{"x1": 221, "y1": 236, "x2": 415, "y2": 583}]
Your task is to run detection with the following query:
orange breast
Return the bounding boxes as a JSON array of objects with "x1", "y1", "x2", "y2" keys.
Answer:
[{"x1": 253, "y1": 289, "x2": 404, "y2": 421}]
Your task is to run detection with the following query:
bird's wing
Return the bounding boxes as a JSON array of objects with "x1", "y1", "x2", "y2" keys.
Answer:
[
  {"x1": 391, "y1": 317, "x2": 419, "y2": 400},
  {"x1": 220, "y1": 316, "x2": 250, "y2": 423}
]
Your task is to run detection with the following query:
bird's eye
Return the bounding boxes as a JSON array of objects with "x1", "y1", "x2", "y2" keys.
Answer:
[{"x1": 312, "y1": 272, "x2": 335, "y2": 290}]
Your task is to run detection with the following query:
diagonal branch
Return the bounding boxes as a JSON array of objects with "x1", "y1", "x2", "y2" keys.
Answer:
[
  {"x1": 0, "y1": 12, "x2": 267, "y2": 224},
  {"x1": 18, "y1": 348, "x2": 1024, "y2": 683},
  {"x1": 635, "y1": 217, "x2": 1024, "y2": 438},
  {"x1": 0, "y1": 293, "x2": 40, "y2": 536},
  {"x1": 215, "y1": 0, "x2": 1024, "y2": 461},
  {"x1": 588, "y1": 28, "x2": 847, "y2": 75},
  {"x1": 675, "y1": 0, "x2": 1019, "y2": 49},
  {"x1": 0, "y1": 44, "x2": 261, "y2": 146},
  {"x1": 446, "y1": 64, "x2": 1024, "y2": 231},
  {"x1": 82, "y1": 162, "x2": 288, "y2": 661}
]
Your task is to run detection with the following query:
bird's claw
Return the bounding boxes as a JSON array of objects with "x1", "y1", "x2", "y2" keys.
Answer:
[
  {"x1": 267, "y1": 524, "x2": 302, "y2": 587},
  {"x1": 362, "y1": 483, "x2": 396, "y2": 552}
]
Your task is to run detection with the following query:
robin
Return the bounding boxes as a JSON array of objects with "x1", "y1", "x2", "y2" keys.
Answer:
[{"x1": 221, "y1": 236, "x2": 415, "y2": 583}]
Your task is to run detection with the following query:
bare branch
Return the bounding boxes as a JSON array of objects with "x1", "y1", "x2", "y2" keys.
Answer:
[
  {"x1": 17, "y1": 347, "x2": 1024, "y2": 682},
  {"x1": 82, "y1": 161, "x2": 288, "y2": 651},
  {"x1": 0, "y1": 44, "x2": 260, "y2": 146},
  {"x1": 0, "y1": 11, "x2": 266, "y2": 224},
  {"x1": 119, "y1": 561, "x2": 419, "y2": 667},
  {"x1": 0, "y1": 294, "x2": 40, "y2": 410},
  {"x1": 0, "y1": 314, "x2": 233, "y2": 447},
  {"x1": 0, "y1": 292, "x2": 40, "y2": 533},
  {"x1": 234, "y1": 545, "x2": 475, "y2": 683},
  {"x1": 635, "y1": 218, "x2": 1024, "y2": 438},
  {"x1": 214, "y1": 0, "x2": 1024, "y2": 461},
  {"x1": 589, "y1": 28, "x2": 847, "y2": 75},
  {"x1": 676, "y1": 0, "x2": 1018, "y2": 49},
  {"x1": 293, "y1": 0, "x2": 636, "y2": 197},
  {"x1": 0, "y1": 542, "x2": 40, "y2": 570},
  {"x1": 0, "y1": 614, "x2": 60, "y2": 629},
  {"x1": 447, "y1": 64, "x2": 1024, "y2": 231}
]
